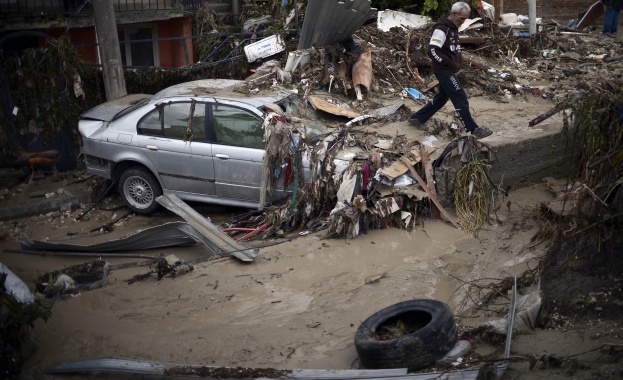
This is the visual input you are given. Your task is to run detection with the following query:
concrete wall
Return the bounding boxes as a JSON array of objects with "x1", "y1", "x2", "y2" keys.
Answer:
[{"x1": 487, "y1": 123, "x2": 575, "y2": 190}]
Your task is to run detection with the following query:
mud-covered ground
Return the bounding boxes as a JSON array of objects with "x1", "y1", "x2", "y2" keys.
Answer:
[{"x1": 3, "y1": 182, "x2": 622, "y2": 380}]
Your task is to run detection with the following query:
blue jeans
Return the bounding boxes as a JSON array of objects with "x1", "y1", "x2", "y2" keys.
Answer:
[
  {"x1": 409, "y1": 72, "x2": 479, "y2": 132},
  {"x1": 603, "y1": 8, "x2": 620, "y2": 33}
]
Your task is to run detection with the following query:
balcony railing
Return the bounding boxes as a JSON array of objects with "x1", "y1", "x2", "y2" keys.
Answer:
[{"x1": 0, "y1": 0, "x2": 201, "y2": 19}]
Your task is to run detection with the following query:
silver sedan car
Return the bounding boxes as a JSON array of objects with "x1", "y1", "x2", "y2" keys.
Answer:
[{"x1": 78, "y1": 79, "x2": 325, "y2": 214}]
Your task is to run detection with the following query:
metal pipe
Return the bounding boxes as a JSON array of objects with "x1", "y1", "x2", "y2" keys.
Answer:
[
  {"x1": 528, "y1": 0, "x2": 537, "y2": 35},
  {"x1": 5, "y1": 249, "x2": 159, "y2": 260}
]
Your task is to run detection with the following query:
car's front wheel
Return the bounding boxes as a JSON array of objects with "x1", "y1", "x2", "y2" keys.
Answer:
[{"x1": 118, "y1": 167, "x2": 162, "y2": 215}]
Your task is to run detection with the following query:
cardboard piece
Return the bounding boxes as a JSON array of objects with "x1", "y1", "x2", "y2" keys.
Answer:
[{"x1": 308, "y1": 95, "x2": 361, "y2": 119}]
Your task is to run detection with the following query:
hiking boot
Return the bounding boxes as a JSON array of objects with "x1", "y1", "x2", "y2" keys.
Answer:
[
  {"x1": 471, "y1": 127, "x2": 493, "y2": 139},
  {"x1": 408, "y1": 118, "x2": 429, "y2": 131}
]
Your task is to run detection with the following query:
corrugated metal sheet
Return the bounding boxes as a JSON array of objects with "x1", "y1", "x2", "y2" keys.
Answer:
[
  {"x1": 19, "y1": 219, "x2": 256, "y2": 262},
  {"x1": 156, "y1": 194, "x2": 257, "y2": 262},
  {"x1": 298, "y1": 0, "x2": 376, "y2": 49},
  {"x1": 19, "y1": 222, "x2": 198, "y2": 252}
]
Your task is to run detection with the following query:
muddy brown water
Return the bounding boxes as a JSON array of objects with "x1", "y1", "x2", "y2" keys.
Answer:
[
  {"x1": 2, "y1": 184, "x2": 623, "y2": 380},
  {"x1": 1, "y1": 185, "x2": 546, "y2": 377}
]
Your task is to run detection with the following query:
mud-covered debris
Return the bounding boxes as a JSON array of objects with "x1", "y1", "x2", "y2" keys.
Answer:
[
  {"x1": 156, "y1": 254, "x2": 194, "y2": 279},
  {"x1": 36, "y1": 260, "x2": 107, "y2": 294},
  {"x1": 164, "y1": 365, "x2": 291, "y2": 378}
]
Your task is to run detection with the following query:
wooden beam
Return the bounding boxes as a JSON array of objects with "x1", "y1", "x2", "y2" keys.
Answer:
[
  {"x1": 463, "y1": 56, "x2": 489, "y2": 71},
  {"x1": 420, "y1": 149, "x2": 441, "y2": 219},
  {"x1": 400, "y1": 157, "x2": 461, "y2": 229},
  {"x1": 459, "y1": 36, "x2": 488, "y2": 45}
]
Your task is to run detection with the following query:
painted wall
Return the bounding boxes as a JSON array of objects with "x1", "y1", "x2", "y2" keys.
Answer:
[
  {"x1": 46, "y1": 27, "x2": 99, "y2": 63},
  {"x1": 43, "y1": 17, "x2": 193, "y2": 68},
  {"x1": 156, "y1": 16, "x2": 194, "y2": 68}
]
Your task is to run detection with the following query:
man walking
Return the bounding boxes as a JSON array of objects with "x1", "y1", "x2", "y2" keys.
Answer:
[{"x1": 409, "y1": 2, "x2": 492, "y2": 139}]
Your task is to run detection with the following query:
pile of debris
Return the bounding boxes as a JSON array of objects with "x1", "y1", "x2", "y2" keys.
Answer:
[
  {"x1": 218, "y1": 0, "x2": 623, "y2": 243},
  {"x1": 219, "y1": 101, "x2": 496, "y2": 243}
]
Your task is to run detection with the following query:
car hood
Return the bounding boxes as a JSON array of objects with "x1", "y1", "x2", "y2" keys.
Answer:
[{"x1": 80, "y1": 94, "x2": 151, "y2": 122}]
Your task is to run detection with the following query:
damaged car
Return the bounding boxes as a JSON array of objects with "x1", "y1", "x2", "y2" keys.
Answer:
[{"x1": 78, "y1": 79, "x2": 348, "y2": 214}]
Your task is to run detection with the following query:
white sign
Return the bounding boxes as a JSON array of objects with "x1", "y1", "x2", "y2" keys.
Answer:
[
  {"x1": 377, "y1": 10, "x2": 431, "y2": 32},
  {"x1": 244, "y1": 35, "x2": 286, "y2": 62}
]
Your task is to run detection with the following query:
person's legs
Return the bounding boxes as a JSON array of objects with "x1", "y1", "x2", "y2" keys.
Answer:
[
  {"x1": 604, "y1": 9, "x2": 616, "y2": 33},
  {"x1": 613, "y1": 10, "x2": 620, "y2": 33},
  {"x1": 436, "y1": 72, "x2": 480, "y2": 132},
  {"x1": 409, "y1": 83, "x2": 449, "y2": 124}
]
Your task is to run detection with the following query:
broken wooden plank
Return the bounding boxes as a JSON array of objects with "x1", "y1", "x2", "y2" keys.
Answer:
[
  {"x1": 379, "y1": 146, "x2": 435, "y2": 180},
  {"x1": 308, "y1": 95, "x2": 361, "y2": 119},
  {"x1": 577, "y1": 0, "x2": 603, "y2": 30},
  {"x1": 422, "y1": 79, "x2": 439, "y2": 93},
  {"x1": 400, "y1": 157, "x2": 461, "y2": 229},
  {"x1": 420, "y1": 148, "x2": 441, "y2": 219},
  {"x1": 528, "y1": 103, "x2": 565, "y2": 127}
]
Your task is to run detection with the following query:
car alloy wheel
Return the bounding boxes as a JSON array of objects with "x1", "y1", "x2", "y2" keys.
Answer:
[{"x1": 118, "y1": 167, "x2": 163, "y2": 214}]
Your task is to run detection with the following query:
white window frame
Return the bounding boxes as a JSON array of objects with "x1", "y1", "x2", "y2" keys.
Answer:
[{"x1": 118, "y1": 23, "x2": 160, "y2": 67}]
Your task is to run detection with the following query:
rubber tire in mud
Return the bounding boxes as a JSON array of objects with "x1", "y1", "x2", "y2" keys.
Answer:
[
  {"x1": 354, "y1": 299, "x2": 458, "y2": 370},
  {"x1": 119, "y1": 167, "x2": 162, "y2": 215}
]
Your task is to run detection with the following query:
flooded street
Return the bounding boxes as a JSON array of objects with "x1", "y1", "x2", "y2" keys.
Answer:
[{"x1": 0, "y1": 185, "x2": 549, "y2": 376}]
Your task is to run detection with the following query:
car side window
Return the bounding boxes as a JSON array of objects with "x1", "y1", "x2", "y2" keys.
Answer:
[
  {"x1": 138, "y1": 102, "x2": 206, "y2": 141},
  {"x1": 137, "y1": 108, "x2": 162, "y2": 136},
  {"x1": 212, "y1": 105, "x2": 263, "y2": 149},
  {"x1": 163, "y1": 102, "x2": 206, "y2": 141}
]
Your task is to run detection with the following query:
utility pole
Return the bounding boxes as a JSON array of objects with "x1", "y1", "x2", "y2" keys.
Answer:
[
  {"x1": 92, "y1": 0, "x2": 127, "y2": 101},
  {"x1": 494, "y1": 0, "x2": 502, "y2": 24}
]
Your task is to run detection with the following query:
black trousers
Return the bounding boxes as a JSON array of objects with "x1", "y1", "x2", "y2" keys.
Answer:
[{"x1": 410, "y1": 72, "x2": 479, "y2": 132}]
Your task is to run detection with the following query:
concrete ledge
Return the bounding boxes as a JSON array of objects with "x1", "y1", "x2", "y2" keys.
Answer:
[
  {"x1": 0, "y1": 192, "x2": 94, "y2": 221},
  {"x1": 486, "y1": 122, "x2": 575, "y2": 189}
]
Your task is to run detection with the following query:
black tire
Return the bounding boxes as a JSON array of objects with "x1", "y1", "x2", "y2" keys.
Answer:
[
  {"x1": 354, "y1": 299, "x2": 457, "y2": 371},
  {"x1": 118, "y1": 167, "x2": 162, "y2": 215}
]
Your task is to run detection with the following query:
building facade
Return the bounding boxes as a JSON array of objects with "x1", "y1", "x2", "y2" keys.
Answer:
[{"x1": 0, "y1": 0, "x2": 210, "y2": 68}]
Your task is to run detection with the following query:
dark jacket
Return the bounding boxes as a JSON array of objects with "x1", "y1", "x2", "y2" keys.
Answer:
[
  {"x1": 428, "y1": 16, "x2": 462, "y2": 74},
  {"x1": 603, "y1": 0, "x2": 623, "y2": 11}
]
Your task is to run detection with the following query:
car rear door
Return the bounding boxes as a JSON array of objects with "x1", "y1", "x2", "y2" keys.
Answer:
[
  {"x1": 135, "y1": 100, "x2": 215, "y2": 195},
  {"x1": 207, "y1": 102, "x2": 265, "y2": 202}
]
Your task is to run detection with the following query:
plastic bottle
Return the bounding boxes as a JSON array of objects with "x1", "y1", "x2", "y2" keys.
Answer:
[{"x1": 435, "y1": 340, "x2": 473, "y2": 367}]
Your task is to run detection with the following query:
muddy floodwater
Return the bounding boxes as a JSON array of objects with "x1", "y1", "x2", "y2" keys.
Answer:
[{"x1": 0, "y1": 183, "x2": 553, "y2": 377}]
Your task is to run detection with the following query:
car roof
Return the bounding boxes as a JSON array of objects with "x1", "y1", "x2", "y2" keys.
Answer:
[
  {"x1": 150, "y1": 79, "x2": 294, "y2": 109},
  {"x1": 81, "y1": 80, "x2": 298, "y2": 122}
]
